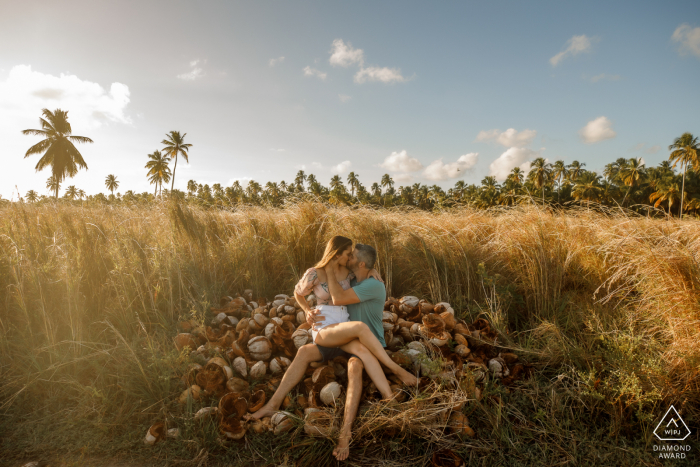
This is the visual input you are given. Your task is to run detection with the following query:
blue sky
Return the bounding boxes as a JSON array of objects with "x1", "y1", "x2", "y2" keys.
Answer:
[{"x1": 2, "y1": 0, "x2": 699, "y2": 198}]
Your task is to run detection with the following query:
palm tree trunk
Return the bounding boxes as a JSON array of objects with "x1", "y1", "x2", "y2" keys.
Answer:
[
  {"x1": 680, "y1": 162, "x2": 686, "y2": 220},
  {"x1": 171, "y1": 154, "x2": 178, "y2": 194},
  {"x1": 621, "y1": 184, "x2": 631, "y2": 207}
]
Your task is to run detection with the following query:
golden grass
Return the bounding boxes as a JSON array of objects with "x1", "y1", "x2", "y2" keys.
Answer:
[{"x1": 0, "y1": 200, "x2": 698, "y2": 464}]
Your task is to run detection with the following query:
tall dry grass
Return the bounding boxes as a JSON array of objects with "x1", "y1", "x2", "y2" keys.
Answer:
[{"x1": 0, "y1": 200, "x2": 698, "y2": 464}]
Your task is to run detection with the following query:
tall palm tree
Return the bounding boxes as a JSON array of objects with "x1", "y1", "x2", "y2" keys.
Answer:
[
  {"x1": 307, "y1": 174, "x2": 317, "y2": 186},
  {"x1": 453, "y1": 180, "x2": 466, "y2": 201},
  {"x1": 26, "y1": 190, "x2": 38, "y2": 202},
  {"x1": 145, "y1": 150, "x2": 172, "y2": 196},
  {"x1": 567, "y1": 160, "x2": 585, "y2": 183},
  {"x1": 294, "y1": 170, "x2": 307, "y2": 191},
  {"x1": 187, "y1": 180, "x2": 198, "y2": 196},
  {"x1": 572, "y1": 172, "x2": 602, "y2": 210},
  {"x1": 22, "y1": 108, "x2": 93, "y2": 198},
  {"x1": 65, "y1": 185, "x2": 78, "y2": 200},
  {"x1": 347, "y1": 172, "x2": 360, "y2": 198},
  {"x1": 371, "y1": 183, "x2": 382, "y2": 198},
  {"x1": 161, "y1": 131, "x2": 192, "y2": 193},
  {"x1": 77, "y1": 189, "x2": 86, "y2": 200},
  {"x1": 529, "y1": 157, "x2": 552, "y2": 206},
  {"x1": 552, "y1": 160, "x2": 567, "y2": 203},
  {"x1": 329, "y1": 175, "x2": 344, "y2": 191},
  {"x1": 650, "y1": 182, "x2": 683, "y2": 216},
  {"x1": 105, "y1": 174, "x2": 119, "y2": 195},
  {"x1": 380, "y1": 174, "x2": 394, "y2": 192},
  {"x1": 619, "y1": 157, "x2": 646, "y2": 206},
  {"x1": 46, "y1": 175, "x2": 61, "y2": 196},
  {"x1": 668, "y1": 133, "x2": 699, "y2": 220}
]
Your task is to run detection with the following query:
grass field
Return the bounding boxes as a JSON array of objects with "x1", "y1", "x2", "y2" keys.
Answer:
[{"x1": 0, "y1": 200, "x2": 698, "y2": 466}]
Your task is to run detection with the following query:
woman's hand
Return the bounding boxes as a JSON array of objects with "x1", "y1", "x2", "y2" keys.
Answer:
[
  {"x1": 306, "y1": 308, "x2": 325, "y2": 329},
  {"x1": 368, "y1": 268, "x2": 384, "y2": 283}
]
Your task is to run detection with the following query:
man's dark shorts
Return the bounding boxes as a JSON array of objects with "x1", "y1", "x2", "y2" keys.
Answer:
[{"x1": 316, "y1": 344, "x2": 359, "y2": 363}]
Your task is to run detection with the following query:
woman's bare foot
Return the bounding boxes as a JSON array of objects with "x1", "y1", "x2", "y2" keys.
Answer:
[
  {"x1": 243, "y1": 401, "x2": 278, "y2": 421},
  {"x1": 333, "y1": 431, "x2": 351, "y2": 461},
  {"x1": 395, "y1": 367, "x2": 418, "y2": 386}
]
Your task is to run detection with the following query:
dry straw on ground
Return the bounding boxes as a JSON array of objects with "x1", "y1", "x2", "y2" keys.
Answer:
[{"x1": 0, "y1": 200, "x2": 698, "y2": 465}]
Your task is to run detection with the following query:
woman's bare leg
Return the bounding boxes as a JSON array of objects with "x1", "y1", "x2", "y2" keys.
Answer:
[
  {"x1": 340, "y1": 340, "x2": 393, "y2": 399},
  {"x1": 316, "y1": 322, "x2": 417, "y2": 385}
]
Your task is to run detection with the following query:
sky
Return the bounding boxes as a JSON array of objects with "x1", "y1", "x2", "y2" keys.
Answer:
[{"x1": 1, "y1": 0, "x2": 699, "y2": 199}]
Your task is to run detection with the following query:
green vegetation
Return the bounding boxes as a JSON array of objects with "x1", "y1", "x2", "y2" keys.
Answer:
[{"x1": 0, "y1": 201, "x2": 698, "y2": 465}]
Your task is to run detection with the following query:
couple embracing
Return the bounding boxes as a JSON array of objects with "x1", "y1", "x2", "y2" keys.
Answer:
[{"x1": 246, "y1": 236, "x2": 418, "y2": 460}]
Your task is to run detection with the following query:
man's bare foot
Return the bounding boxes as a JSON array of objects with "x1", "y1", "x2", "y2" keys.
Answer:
[
  {"x1": 243, "y1": 401, "x2": 278, "y2": 421},
  {"x1": 396, "y1": 368, "x2": 418, "y2": 386},
  {"x1": 333, "y1": 431, "x2": 351, "y2": 461}
]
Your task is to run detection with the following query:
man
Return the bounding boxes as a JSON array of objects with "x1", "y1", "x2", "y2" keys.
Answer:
[{"x1": 246, "y1": 244, "x2": 388, "y2": 461}]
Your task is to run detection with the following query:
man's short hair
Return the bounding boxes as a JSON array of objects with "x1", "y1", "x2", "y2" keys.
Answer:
[{"x1": 354, "y1": 244, "x2": 377, "y2": 270}]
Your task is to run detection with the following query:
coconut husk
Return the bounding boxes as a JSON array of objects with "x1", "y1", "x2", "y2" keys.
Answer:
[
  {"x1": 303, "y1": 408, "x2": 338, "y2": 437},
  {"x1": 196, "y1": 363, "x2": 227, "y2": 395},
  {"x1": 311, "y1": 365, "x2": 335, "y2": 391},
  {"x1": 249, "y1": 390, "x2": 266, "y2": 412},
  {"x1": 174, "y1": 333, "x2": 198, "y2": 351}
]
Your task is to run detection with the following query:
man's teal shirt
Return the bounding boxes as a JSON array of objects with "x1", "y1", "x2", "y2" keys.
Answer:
[{"x1": 348, "y1": 277, "x2": 386, "y2": 347}]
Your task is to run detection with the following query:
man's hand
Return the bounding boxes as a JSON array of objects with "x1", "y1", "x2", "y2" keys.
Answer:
[{"x1": 306, "y1": 308, "x2": 326, "y2": 329}]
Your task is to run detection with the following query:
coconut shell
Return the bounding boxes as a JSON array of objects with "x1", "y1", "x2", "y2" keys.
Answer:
[
  {"x1": 400, "y1": 296, "x2": 420, "y2": 307},
  {"x1": 144, "y1": 422, "x2": 165, "y2": 445},
  {"x1": 418, "y1": 299, "x2": 434, "y2": 314},
  {"x1": 319, "y1": 382, "x2": 342, "y2": 406},
  {"x1": 440, "y1": 312, "x2": 456, "y2": 332},
  {"x1": 249, "y1": 390, "x2": 266, "y2": 412},
  {"x1": 179, "y1": 385, "x2": 202, "y2": 404},
  {"x1": 448, "y1": 412, "x2": 475, "y2": 437},
  {"x1": 194, "y1": 406, "x2": 218, "y2": 421},
  {"x1": 248, "y1": 336, "x2": 272, "y2": 361},
  {"x1": 270, "y1": 356, "x2": 291, "y2": 375},
  {"x1": 249, "y1": 361, "x2": 267, "y2": 379},
  {"x1": 292, "y1": 329, "x2": 311, "y2": 349},
  {"x1": 226, "y1": 377, "x2": 250, "y2": 393},
  {"x1": 311, "y1": 365, "x2": 335, "y2": 391},
  {"x1": 232, "y1": 356, "x2": 247, "y2": 377},
  {"x1": 271, "y1": 411, "x2": 295, "y2": 435},
  {"x1": 422, "y1": 313, "x2": 446, "y2": 334},
  {"x1": 453, "y1": 334, "x2": 469, "y2": 347},
  {"x1": 455, "y1": 345, "x2": 471, "y2": 357},
  {"x1": 196, "y1": 363, "x2": 227, "y2": 395},
  {"x1": 174, "y1": 333, "x2": 198, "y2": 351}
]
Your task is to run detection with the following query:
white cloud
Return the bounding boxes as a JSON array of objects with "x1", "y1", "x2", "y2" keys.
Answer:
[
  {"x1": 489, "y1": 147, "x2": 540, "y2": 181},
  {"x1": 672, "y1": 24, "x2": 700, "y2": 58},
  {"x1": 590, "y1": 73, "x2": 621, "y2": 82},
  {"x1": 423, "y1": 153, "x2": 478, "y2": 181},
  {"x1": 379, "y1": 150, "x2": 424, "y2": 172},
  {"x1": 475, "y1": 128, "x2": 537, "y2": 148},
  {"x1": 311, "y1": 162, "x2": 323, "y2": 169},
  {"x1": 303, "y1": 66, "x2": 327, "y2": 80},
  {"x1": 269, "y1": 56, "x2": 285, "y2": 67},
  {"x1": 393, "y1": 173, "x2": 413, "y2": 184},
  {"x1": 550, "y1": 35, "x2": 593, "y2": 67},
  {"x1": 177, "y1": 59, "x2": 205, "y2": 81},
  {"x1": 331, "y1": 160, "x2": 351, "y2": 174},
  {"x1": 338, "y1": 94, "x2": 351, "y2": 103},
  {"x1": 579, "y1": 116, "x2": 616, "y2": 144},
  {"x1": 0, "y1": 64, "x2": 131, "y2": 130},
  {"x1": 645, "y1": 145, "x2": 660, "y2": 154},
  {"x1": 354, "y1": 66, "x2": 406, "y2": 84},
  {"x1": 329, "y1": 39, "x2": 364, "y2": 67}
]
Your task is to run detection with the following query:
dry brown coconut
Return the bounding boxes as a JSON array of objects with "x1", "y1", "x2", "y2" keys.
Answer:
[
  {"x1": 248, "y1": 336, "x2": 273, "y2": 361},
  {"x1": 174, "y1": 333, "x2": 198, "y2": 352},
  {"x1": 179, "y1": 385, "x2": 202, "y2": 404},
  {"x1": 196, "y1": 363, "x2": 227, "y2": 396},
  {"x1": 422, "y1": 313, "x2": 446, "y2": 334},
  {"x1": 440, "y1": 312, "x2": 456, "y2": 332},
  {"x1": 418, "y1": 299, "x2": 435, "y2": 315},
  {"x1": 226, "y1": 377, "x2": 250, "y2": 393},
  {"x1": 448, "y1": 412, "x2": 475, "y2": 437},
  {"x1": 219, "y1": 394, "x2": 248, "y2": 440},
  {"x1": 181, "y1": 363, "x2": 202, "y2": 387},
  {"x1": 311, "y1": 365, "x2": 336, "y2": 391},
  {"x1": 144, "y1": 422, "x2": 166, "y2": 445},
  {"x1": 249, "y1": 389, "x2": 266, "y2": 412}
]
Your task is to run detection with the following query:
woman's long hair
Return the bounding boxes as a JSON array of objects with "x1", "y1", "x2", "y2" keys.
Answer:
[{"x1": 314, "y1": 235, "x2": 353, "y2": 269}]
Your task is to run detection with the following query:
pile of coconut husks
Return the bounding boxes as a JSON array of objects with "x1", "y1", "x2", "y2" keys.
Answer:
[{"x1": 144, "y1": 290, "x2": 531, "y2": 446}]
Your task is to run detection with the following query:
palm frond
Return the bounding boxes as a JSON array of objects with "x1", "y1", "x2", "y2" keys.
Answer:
[
  {"x1": 21, "y1": 129, "x2": 49, "y2": 137},
  {"x1": 24, "y1": 139, "x2": 51, "y2": 157},
  {"x1": 68, "y1": 135, "x2": 94, "y2": 144}
]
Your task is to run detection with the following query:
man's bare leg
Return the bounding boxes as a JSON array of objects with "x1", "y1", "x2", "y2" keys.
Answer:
[
  {"x1": 245, "y1": 344, "x2": 321, "y2": 420},
  {"x1": 333, "y1": 355, "x2": 363, "y2": 461}
]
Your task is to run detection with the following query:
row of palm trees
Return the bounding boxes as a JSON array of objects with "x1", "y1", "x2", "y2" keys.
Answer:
[
  {"x1": 21, "y1": 108, "x2": 192, "y2": 199},
  {"x1": 19, "y1": 108, "x2": 699, "y2": 217}
]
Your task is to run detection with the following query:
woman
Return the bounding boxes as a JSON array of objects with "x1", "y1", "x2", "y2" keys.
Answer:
[{"x1": 295, "y1": 236, "x2": 418, "y2": 397}]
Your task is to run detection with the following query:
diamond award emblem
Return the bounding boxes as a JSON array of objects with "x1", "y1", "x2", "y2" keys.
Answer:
[{"x1": 654, "y1": 406, "x2": 691, "y2": 441}]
